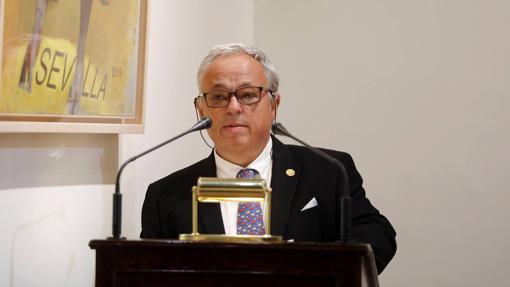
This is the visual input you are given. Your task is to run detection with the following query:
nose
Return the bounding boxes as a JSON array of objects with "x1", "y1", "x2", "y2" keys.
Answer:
[{"x1": 225, "y1": 94, "x2": 242, "y2": 114}]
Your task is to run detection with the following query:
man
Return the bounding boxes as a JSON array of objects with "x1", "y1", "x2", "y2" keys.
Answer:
[{"x1": 141, "y1": 43, "x2": 396, "y2": 273}]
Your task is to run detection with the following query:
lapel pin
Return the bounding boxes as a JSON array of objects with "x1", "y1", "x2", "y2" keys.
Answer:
[{"x1": 286, "y1": 169, "x2": 295, "y2": 177}]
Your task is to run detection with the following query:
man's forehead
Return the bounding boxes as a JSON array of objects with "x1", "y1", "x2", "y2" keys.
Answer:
[{"x1": 208, "y1": 81, "x2": 255, "y2": 90}]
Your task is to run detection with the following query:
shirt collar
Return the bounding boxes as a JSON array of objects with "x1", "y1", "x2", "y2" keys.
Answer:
[{"x1": 214, "y1": 137, "x2": 273, "y2": 178}]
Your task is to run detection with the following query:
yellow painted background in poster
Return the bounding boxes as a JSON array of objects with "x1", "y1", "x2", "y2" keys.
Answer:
[{"x1": 0, "y1": 0, "x2": 140, "y2": 117}]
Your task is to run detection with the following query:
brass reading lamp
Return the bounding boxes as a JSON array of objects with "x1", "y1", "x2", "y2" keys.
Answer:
[{"x1": 179, "y1": 177, "x2": 282, "y2": 243}]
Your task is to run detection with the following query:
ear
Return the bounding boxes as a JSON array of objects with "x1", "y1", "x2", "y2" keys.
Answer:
[
  {"x1": 271, "y1": 93, "x2": 281, "y2": 111},
  {"x1": 194, "y1": 97, "x2": 205, "y2": 119},
  {"x1": 193, "y1": 97, "x2": 204, "y2": 113}
]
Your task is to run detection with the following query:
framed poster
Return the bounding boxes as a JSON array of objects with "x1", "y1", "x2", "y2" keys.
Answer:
[{"x1": 0, "y1": 0, "x2": 148, "y2": 133}]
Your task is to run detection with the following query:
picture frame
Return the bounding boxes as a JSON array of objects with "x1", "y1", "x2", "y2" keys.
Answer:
[{"x1": 0, "y1": 0, "x2": 148, "y2": 133}]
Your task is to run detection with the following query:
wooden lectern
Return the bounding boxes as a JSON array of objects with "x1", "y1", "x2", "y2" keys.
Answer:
[{"x1": 89, "y1": 239, "x2": 379, "y2": 287}]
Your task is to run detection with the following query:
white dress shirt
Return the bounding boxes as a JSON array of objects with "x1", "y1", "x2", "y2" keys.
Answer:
[{"x1": 214, "y1": 137, "x2": 273, "y2": 235}]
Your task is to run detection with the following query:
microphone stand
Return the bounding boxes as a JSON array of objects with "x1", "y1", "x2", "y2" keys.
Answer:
[
  {"x1": 271, "y1": 122, "x2": 352, "y2": 243},
  {"x1": 110, "y1": 117, "x2": 212, "y2": 240}
]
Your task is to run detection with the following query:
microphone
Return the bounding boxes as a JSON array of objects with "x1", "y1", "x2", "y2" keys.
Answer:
[
  {"x1": 271, "y1": 122, "x2": 352, "y2": 243},
  {"x1": 110, "y1": 117, "x2": 212, "y2": 239}
]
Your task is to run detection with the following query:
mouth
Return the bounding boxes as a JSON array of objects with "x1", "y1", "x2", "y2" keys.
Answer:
[
  {"x1": 222, "y1": 122, "x2": 248, "y2": 131},
  {"x1": 223, "y1": 121, "x2": 247, "y2": 127}
]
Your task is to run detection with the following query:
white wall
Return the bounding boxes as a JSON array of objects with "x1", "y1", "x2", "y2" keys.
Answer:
[
  {"x1": 0, "y1": 0, "x2": 254, "y2": 286},
  {"x1": 254, "y1": 0, "x2": 510, "y2": 286},
  {"x1": 0, "y1": 134, "x2": 117, "y2": 287}
]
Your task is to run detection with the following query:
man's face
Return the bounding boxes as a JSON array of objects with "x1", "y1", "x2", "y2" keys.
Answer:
[{"x1": 197, "y1": 54, "x2": 279, "y2": 164}]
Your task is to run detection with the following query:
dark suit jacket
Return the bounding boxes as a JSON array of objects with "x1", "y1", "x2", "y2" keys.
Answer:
[{"x1": 141, "y1": 136, "x2": 396, "y2": 273}]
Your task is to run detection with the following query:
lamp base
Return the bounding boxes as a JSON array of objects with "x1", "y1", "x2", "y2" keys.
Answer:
[{"x1": 179, "y1": 233, "x2": 283, "y2": 243}]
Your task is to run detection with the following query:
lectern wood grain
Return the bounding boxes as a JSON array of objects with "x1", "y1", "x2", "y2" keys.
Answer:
[{"x1": 89, "y1": 239, "x2": 378, "y2": 287}]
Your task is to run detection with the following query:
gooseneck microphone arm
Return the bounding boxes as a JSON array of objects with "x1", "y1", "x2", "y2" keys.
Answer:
[
  {"x1": 271, "y1": 122, "x2": 352, "y2": 243},
  {"x1": 111, "y1": 117, "x2": 212, "y2": 239}
]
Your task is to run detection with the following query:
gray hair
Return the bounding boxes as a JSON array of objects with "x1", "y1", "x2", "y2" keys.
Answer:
[{"x1": 197, "y1": 43, "x2": 279, "y2": 93}]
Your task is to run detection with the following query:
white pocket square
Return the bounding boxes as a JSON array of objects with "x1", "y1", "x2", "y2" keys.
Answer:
[{"x1": 300, "y1": 197, "x2": 318, "y2": 211}]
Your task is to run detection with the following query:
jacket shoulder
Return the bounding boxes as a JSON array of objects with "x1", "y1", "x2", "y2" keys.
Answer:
[
  {"x1": 147, "y1": 155, "x2": 214, "y2": 198},
  {"x1": 285, "y1": 144, "x2": 354, "y2": 166}
]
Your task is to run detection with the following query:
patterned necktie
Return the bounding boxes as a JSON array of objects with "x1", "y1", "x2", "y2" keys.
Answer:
[{"x1": 236, "y1": 168, "x2": 266, "y2": 235}]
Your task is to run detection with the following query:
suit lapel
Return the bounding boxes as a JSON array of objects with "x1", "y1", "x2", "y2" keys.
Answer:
[
  {"x1": 196, "y1": 152, "x2": 225, "y2": 234},
  {"x1": 196, "y1": 138, "x2": 301, "y2": 236},
  {"x1": 270, "y1": 137, "x2": 301, "y2": 236}
]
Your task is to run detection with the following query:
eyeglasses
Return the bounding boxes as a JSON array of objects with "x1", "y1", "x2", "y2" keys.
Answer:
[{"x1": 198, "y1": 86, "x2": 272, "y2": 108}]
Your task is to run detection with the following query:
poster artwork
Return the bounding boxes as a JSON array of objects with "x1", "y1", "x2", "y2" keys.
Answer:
[{"x1": 0, "y1": 0, "x2": 141, "y2": 117}]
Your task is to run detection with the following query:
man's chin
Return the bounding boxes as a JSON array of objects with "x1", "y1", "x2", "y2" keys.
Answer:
[
  {"x1": 226, "y1": 139, "x2": 250, "y2": 149},
  {"x1": 216, "y1": 137, "x2": 250, "y2": 151},
  {"x1": 220, "y1": 126, "x2": 250, "y2": 137}
]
